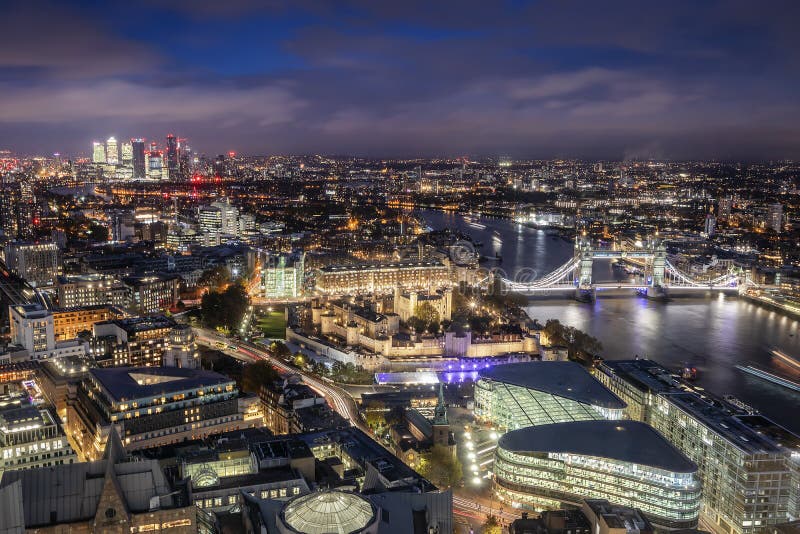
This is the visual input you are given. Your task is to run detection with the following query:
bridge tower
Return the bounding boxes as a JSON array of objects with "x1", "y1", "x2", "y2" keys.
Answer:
[
  {"x1": 651, "y1": 239, "x2": 666, "y2": 287},
  {"x1": 574, "y1": 234, "x2": 595, "y2": 301}
]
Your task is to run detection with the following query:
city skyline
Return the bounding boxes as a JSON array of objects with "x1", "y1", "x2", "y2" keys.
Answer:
[{"x1": 1, "y1": 0, "x2": 800, "y2": 159}]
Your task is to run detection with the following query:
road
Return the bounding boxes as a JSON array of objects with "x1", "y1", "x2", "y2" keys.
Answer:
[
  {"x1": 194, "y1": 327, "x2": 519, "y2": 529},
  {"x1": 453, "y1": 495, "x2": 519, "y2": 524},
  {"x1": 194, "y1": 328, "x2": 366, "y2": 434}
]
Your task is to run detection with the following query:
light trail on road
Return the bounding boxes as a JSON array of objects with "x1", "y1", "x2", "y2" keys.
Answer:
[{"x1": 195, "y1": 327, "x2": 518, "y2": 524}]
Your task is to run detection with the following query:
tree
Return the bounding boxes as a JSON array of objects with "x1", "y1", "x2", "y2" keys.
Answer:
[
  {"x1": 201, "y1": 283, "x2": 250, "y2": 332},
  {"x1": 414, "y1": 302, "x2": 440, "y2": 325},
  {"x1": 270, "y1": 341, "x2": 292, "y2": 360},
  {"x1": 417, "y1": 444, "x2": 462, "y2": 489},
  {"x1": 482, "y1": 515, "x2": 502, "y2": 534},
  {"x1": 543, "y1": 319, "x2": 567, "y2": 345},
  {"x1": 241, "y1": 360, "x2": 280, "y2": 393},
  {"x1": 364, "y1": 400, "x2": 386, "y2": 430},
  {"x1": 86, "y1": 222, "x2": 109, "y2": 242},
  {"x1": 198, "y1": 265, "x2": 231, "y2": 290},
  {"x1": 542, "y1": 318, "x2": 602, "y2": 364}
]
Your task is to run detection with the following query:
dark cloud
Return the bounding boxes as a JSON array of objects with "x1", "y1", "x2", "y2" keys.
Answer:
[
  {"x1": 0, "y1": 0, "x2": 798, "y2": 159},
  {"x1": 0, "y1": 1, "x2": 159, "y2": 78}
]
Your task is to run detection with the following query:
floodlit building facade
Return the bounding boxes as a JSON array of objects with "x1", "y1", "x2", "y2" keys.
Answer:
[
  {"x1": 474, "y1": 361, "x2": 625, "y2": 431},
  {"x1": 596, "y1": 359, "x2": 800, "y2": 534},
  {"x1": 315, "y1": 260, "x2": 451, "y2": 294},
  {"x1": 66, "y1": 366, "x2": 252, "y2": 460},
  {"x1": 262, "y1": 252, "x2": 305, "y2": 299},
  {"x1": 493, "y1": 420, "x2": 701, "y2": 530}
]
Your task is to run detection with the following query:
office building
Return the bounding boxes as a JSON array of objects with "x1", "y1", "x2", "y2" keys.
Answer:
[
  {"x1": 0, "y1": 389, "x2": 77, "y2": 474},
  {"x1": 179, "y1": 437, "x2": 310, "y2": 512},
  {"x1": 147, "y1": 148, "x2": 165, "y2": 180},
  {"x1": 92, "y1": 315, "x2": 176, "y2": 367},
  {"x1": 166, "y1": 134, "x2": 179, "y2": 177},
  {"x1": 56, "y1": 273, "x2": 128, "y2": 308},
  {"x1": 315, "y1": 260, "x2": 451, "y2": 294},
  {"x1": 92, "y1": 141, "x2": 106, "y2": 163},
  {"x1": 51, "y1": 304, "x2": 121, "y2": 341},
  {"x1": 261, "y1": 252, "x2": 305, "y2": 299},
  {"x1": 121, "y1": 140, "x2": 133, "y2": 166},
  {"x1": 121, "y1": 273, "x2": 180, "y2": 314},
  {"x1": 3, "y1": 240, "x2": 60, "y2": 287},
  {"x1": 0, "y1": 436, "x2": 213, "y2": 533},
  {"x1": 106, "y1": 136, "x2": 119, "y2": 165},
  {"x1": 198, "y1": 205, "x2": 222, "y2": 231},
  {"x1": 596, "y1": 359, "x2": 800, "y2": 534},
  {"x1": 132, "y1": 138, "x2": 146, "y2": 179},
  {"x1": 66, "y1": 366, "x2": 251, "y2": 460},
  {"x1": 493, "y1": 420, "x2": 701, "y2": 529},
  {"x1": 474, "y1": 361, "x2": 625, "y2": 431},
  {"x1": 9, "y1": 304, "x2": 87, "y2": 360},
  {"x1": 768, "y1": 203, "x2": 783, "y2": 233}
]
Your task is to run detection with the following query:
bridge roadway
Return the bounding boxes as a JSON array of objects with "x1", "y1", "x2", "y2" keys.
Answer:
[
  {"x1": 193, "y1": 327, "x2": 520, "y2": 526},
  {"x1": 511, "y1": 282, "x2": 742, "y2": 293}
]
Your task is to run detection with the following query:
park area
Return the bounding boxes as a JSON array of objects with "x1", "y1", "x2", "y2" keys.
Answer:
[{"x1": 257, "y1": 307, "x2": 287, "y2": 339}]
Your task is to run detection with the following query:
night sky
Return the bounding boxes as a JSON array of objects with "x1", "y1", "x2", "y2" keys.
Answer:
[{"x1": 1, "y1": 0, "x2": 799, "y2": 159}]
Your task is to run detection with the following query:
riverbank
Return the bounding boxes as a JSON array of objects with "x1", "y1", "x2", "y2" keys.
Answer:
[{"x1": 741, "y1": 292, "x2": 800, "y2": 320}]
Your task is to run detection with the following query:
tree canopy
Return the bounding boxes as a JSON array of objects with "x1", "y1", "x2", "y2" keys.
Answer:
[
  {"x1": 201, "y1": 283, "x2": 249, "y2": 332},
  {"x1": 543, "y1": 318, "x2": 603, "y2": 364},
  {"x1": 416, "y1": 444, "x2": 462, "y2": 489},
  {"x1": 241, "y1": 360, "x2": 280, "y2": 393}
]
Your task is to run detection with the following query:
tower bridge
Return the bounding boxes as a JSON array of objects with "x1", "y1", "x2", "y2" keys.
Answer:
[{"x1": 500, "y1": 235, "x2": 755, "y2": 300}]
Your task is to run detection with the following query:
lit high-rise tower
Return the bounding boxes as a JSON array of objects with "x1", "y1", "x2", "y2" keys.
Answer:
[
  {"x1": 92, "y1": 141, "x2": 106, "y2": 163},
  {"x1": 131, "y1": 139, "x2": 146, "y2": 179},
  {"x1": 166, "y1": 134, "x2": 179, "y2": 178},
  {"x1": 106, "y1": 137, "x2": 119, "y2": 165},
  {"x1": 121, "y1": 141, "x2": 133, "y2": 166}
]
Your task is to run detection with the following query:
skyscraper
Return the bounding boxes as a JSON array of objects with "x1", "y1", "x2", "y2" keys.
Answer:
[
  {"x1": 92, "y1": 141, "x2": 106, "y2": 164},
  {"x1": 768, "y1": 202, "x2": 783, "y2": 233},
  {"x1": 105, "y1": 136, "x2": 118, "y2": 165},
  {"x1": 717, "y1": 197, "x2": 733, "y2": 221},
  {"x1": 704, "y1": 212, "x2": 716, "y2": 237},
  {"x1": 147, "y1": 147, "x2": 164, "y2": 180},
  {"x1": 121, "y1": 141, "x2": 133, "y2": 166},
  {"x1": 131, "y1": 139, "x2": 146, "y2": 179},
  {"x1": 166, "y1": 134, "x2": 179, "y2": 178}
]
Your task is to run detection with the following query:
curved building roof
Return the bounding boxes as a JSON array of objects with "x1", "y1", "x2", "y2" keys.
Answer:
[
  {"x1": 282, "y1": 490, "x2": 376, "y2": 534},
  {"x1": 478, "y1": 361, "x2": 626, "y2": 409},
  {"x1": 499, "y1": 420, "x2": 697, "y2": 473}
]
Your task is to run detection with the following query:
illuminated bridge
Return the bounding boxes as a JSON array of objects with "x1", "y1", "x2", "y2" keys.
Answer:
[{"x1": 500, "y1": 235, "x2": 757, "y2": 300}]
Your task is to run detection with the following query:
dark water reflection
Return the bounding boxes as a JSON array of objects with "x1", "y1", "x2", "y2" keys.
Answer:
[{"x1": 421, "y1": 210, "x2": 800, "y2": 432}]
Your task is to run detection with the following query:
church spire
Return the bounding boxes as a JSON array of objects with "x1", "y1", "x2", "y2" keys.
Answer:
[{"x1": 433, "y1": 382, "x2": 447, "y2": 426}]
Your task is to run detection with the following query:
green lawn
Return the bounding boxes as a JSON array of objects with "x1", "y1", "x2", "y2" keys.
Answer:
[{"x1": 257, "y1": 310, "x2": 286, "y2": 339}]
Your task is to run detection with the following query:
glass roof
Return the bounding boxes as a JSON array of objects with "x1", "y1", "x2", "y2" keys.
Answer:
[{"x1": 283, "y1": 490, "x2": 375, "y2": 534}]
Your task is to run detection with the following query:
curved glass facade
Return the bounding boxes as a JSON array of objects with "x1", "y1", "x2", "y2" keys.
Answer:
[
  {"x1": 494, "y1": 447, "x2": 701, "y2": 529},
  {"x1": 474, "y1": 378, "x2": 623, "y2": 431}
]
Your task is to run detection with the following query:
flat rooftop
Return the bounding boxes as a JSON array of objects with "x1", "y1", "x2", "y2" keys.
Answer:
[
  {"x1": 90, "y1": 366, "x2": 233, "y2": 403},
  {"x1": 600, "y1": 359, "x2": 800, "y2": 455},
  {"x1": 319, "y1": 260, "x2": 445, "y2": 273},
  {"x1": 98, "y1": 315, "x2": 175, "y2": 334},
  {"x1": 499, "y1": 420, "x2": 697, "y2": 473},
  {"x1": 479, "y1": 361, "x2": 626, "y2": 409}
]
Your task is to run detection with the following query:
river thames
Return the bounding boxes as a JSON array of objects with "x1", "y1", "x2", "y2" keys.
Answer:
[{"x1": 422, "y1": 210, "x2": 800, "y2": 433}]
